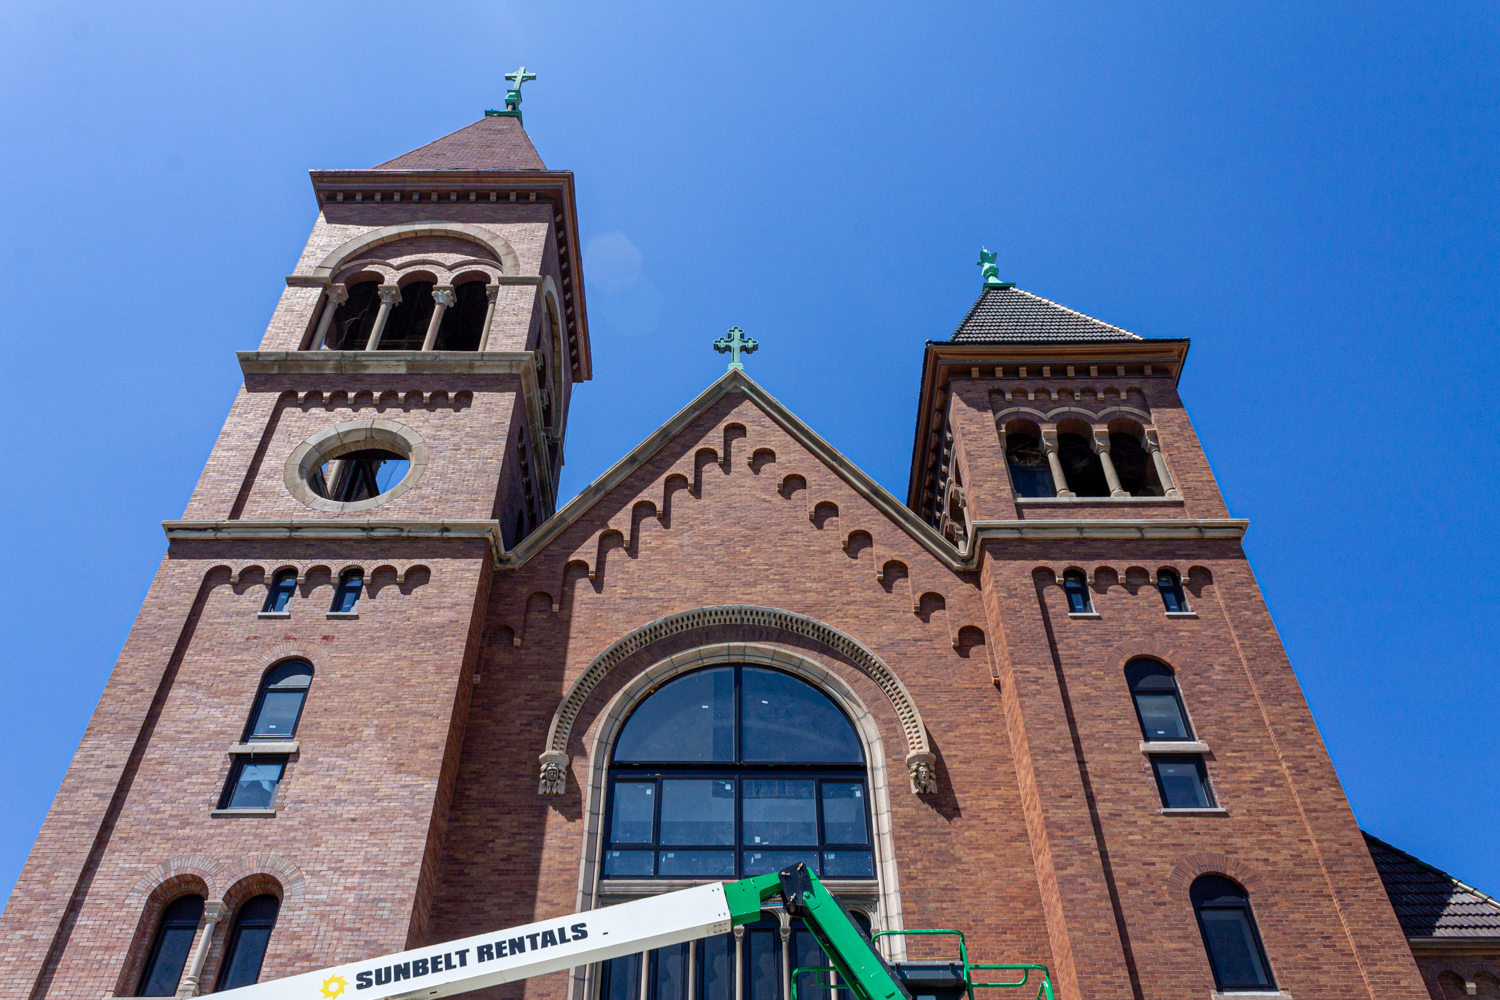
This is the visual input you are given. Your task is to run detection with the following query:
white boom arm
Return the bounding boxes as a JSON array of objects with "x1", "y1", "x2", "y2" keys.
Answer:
[{"x1": 217, "y1": 882, "x2": 735, "y2": 1000}]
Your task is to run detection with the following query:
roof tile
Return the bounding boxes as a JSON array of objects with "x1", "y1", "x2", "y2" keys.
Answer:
[
  {"x1": 948, "y1": 285, "x2": 1143, "y2": 343},
  {"x1": 374, "y1": 116, "x2": 545, "y2": 172},
  {"x1": 1365, "y1": 832, "x2": 1500, "y2": 939}
]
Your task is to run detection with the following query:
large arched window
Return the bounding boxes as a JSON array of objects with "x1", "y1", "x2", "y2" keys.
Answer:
[
  {"x1": 1190, "y1": 876, "x2": 1275, "y2": 993},
  {"x1": 215, "y1": 894, "x2": 280, "y2": 991},
  {"x1": 136, "y1": 894, "x2": 203, "y2": 996},
  {"x1": 604, "y1": 666, "x2": 872, "y2": 881}
]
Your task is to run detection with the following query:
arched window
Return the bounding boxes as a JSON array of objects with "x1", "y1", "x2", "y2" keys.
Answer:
[
  {"x1": 1108, "y1": 432, "x2": 1155, "y2": 496},
  {"x1": 433, "y1": 281, "x2": 490, "y2": 351},
  {"x1": 1157, "y1": 569, "x2": 1188, "y2": 613},
  {"x1": 215, "y1": 894, "x2": 280, "y2": 991},
  {"x1": 1125, "y1": 660, "x2": 1192, "y2": 741},
  {"x1": 1062, "y1": 570, "x2": 1092, "y2": 614},
  {"x1": 261, "y1": 570, "x2": 297, "y2": 614},
  {"x1": 245, "y1": 660, "x2": 313, "y2": 741},
  {"x1": 326, "y1": 281, "x2": 381, "y2": 350},
  {"x1": 1056, "y1": 432, "x2": 1110, "y2": 497},
  {"x1": 1005, "y1": 430, "x2": 1055, "y2": 497},
  {"x1": 604, "y1": 666, "x2": 870, "y2": 881},
  {"x1": 331, "y1": 569, "x2": 363, "y2": 614},
  {"x1": 377, "y1": 280, "x2": 436, "y2": 350},
  {"x1": 136, "y1": 894, "x2": 203, "y2": 996},
  {"x1": 1190, "y1": 876, "x2": 1275, "y2": 993}
]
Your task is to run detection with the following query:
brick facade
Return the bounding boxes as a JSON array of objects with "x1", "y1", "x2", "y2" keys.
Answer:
[{"x1": 0, "y1": 116, "x2": 1457, "y2": 1000}]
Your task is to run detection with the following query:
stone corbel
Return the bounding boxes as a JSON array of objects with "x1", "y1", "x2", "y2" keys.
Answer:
[
  {"x1": 906, "y1": 750, "x2": 938, "y2": 794},
  {"x1": 538, "y1": 750, "x2": 570, "y2": 795}
]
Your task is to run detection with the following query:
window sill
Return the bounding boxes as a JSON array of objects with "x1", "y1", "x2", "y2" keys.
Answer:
[
  {"x1": 210, "y1": 808, "x2": 277, "y2": 818},
  {"x1": 228, "y1": 741, "x2": 299, "y2": 755},
  {"x1": 1067, "y1": 611, "x2": 1101, "y2": 618},
  {"x1": 1141, "y1": 740, "x2": 1209, "y2": 754},
  {"x1": 1016, "y1": 496, "x2": 1183, "y2": 504},
  {"x1": 1211, "y1": 992, "x2": 1291, "y2": 999},
  {"x1": 1165, "y1": 611, "x2": 1198, "y2": 618},
  {"x1": 257, "y1": 610, "x2": 291, "y2": 619},
  {"x1": 1159, "y1": 806, "x2": 1228, "y2": 816},
  {"x1": 326, "y1": 611, "x2": 359, "y2": 619}
]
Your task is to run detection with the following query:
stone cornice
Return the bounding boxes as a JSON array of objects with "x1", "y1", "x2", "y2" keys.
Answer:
[
  {"x1": 1405, "y1": 936, "x2": 1500, "y2": 955},
  {"x1": 163, "y1": 519, "x2": 506, "y2": 560},
  {"x1": 285, "y1": 274, "x2": 542, "y2": 289},
  {"x1": 968, "y1": 518, "x2": 1248, "y2": 541},
  {"x1": 238, "y1": 350, "x2": 538, "y2": 377}
]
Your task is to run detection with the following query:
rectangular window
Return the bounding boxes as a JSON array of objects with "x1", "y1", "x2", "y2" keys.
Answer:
[
  {"x1": 611, "y1": 781, "x2": 656, "y2": 844},
  {"x1": 660, "y1": 779, "x2": 734, "y2": 845},
  {"x1": 742, "y1": 780, "x2": 817, "y2": 846},
  {"x1": 1152, "y1": 755, "x2": 1214, "y2": 809},
  {"x1": 1134, "y1": 692, "x2": 1191, "y2": 740},
  {"x1": 220, "y1": 757, "x2": 287, "y2": 810}
]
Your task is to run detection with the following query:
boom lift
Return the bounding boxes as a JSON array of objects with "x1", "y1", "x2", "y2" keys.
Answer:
[{"x1": 216, "y1": 865, "x2": 1051, "y2": 1000}]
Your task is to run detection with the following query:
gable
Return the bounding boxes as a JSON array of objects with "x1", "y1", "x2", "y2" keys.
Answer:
[{"x1": 504, "y1": 371, "x2": 964, "y2": 574}]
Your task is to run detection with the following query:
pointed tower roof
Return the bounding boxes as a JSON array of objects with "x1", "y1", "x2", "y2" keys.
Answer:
[
  {"x1": 373, "y1": 115, "x2": 546, "y2": 171},
  {"x1": 948, "y1": 285, "x2": 1143, "y2": 343}
]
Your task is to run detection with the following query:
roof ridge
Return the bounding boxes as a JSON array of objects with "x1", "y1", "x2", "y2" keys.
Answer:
[
  {"x1": 1010, "y1": 286, "x2": 1140, "y2": 338},
  {"x1": 1364, "y1": 830, "x2": 1500, "y2": 912}
]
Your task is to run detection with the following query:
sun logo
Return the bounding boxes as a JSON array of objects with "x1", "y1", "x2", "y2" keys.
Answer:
[{"x1": 319, "y1": 974, "x2": 348, "y2": 999}]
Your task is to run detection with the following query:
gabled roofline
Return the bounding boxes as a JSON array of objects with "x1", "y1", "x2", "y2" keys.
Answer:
[
  {"x1": 503, "y1": 368, "x2": 969, "y2": 571},
  {"x1": 1364, "y1": 830, "x2": 1500, "y2": 941}
]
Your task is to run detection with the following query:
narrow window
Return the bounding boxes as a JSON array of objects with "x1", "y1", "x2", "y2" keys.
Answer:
[
  {"x1": 1062, "y1": 570, "x2": 1092, "y2": 614},
  {"x1": 1125, "y1": 660, "x2": 1193, "y2": 741},
  {"x1": 215, "y1": 894, "x2": 280, "y2": 991},
  {"x1": 245, "y1": 661, "x2": 313, "y2": 740},
  {"x1": 136, "y1": 895, "x2": 203, "y2": 996},
  {"x1": 220, "y1": 757, "x2": 287, "y2": 810},
  {"x1": 1191, "y1": 876, "x2": 1275, "y2": 992},
  {"x1": 1108, "y1": 432, "x2": 1154, "y2": 495},
  {"x1": 377, "y1": 280, "x2": 435, "y2": 351},
  {"x1": 1152, "y1": 755, "x2": 1214, "y2": 808},
  {"x1": 1158, "y1": 569, "x2": 1188, "y2": 613},
  {"x1": 331, "y1": 570, "x2": 363, "y2": 613},
  {"x1": 261, "y1": 570, "x2": 296, "y2": 614}
]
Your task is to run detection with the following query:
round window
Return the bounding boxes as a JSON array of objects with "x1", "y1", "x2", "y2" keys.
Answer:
[{"x1": 285, "y1": 419, "x2": 427, "y2": 513}]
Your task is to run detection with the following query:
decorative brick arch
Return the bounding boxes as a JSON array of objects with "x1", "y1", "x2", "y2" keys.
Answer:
[
  {"x1": 537, "y1": 605, "x2": 935, "y2": 796},
  {"x1": 127, "y1": 854, "x2": 227, "y2": 904},
  {"x1": 1166, "y1": 852, "x2": 1268, "y2": 902},
  {"x1": 255, "y1": 642, "x2": 322, "y2": 670},
  {"x1": 311, "y1": 223, "x2": 521, "y2": 279},
  {"x1": 219, "y1": 853, "x2": 306, "y2": 903},
  {"x1": 1108, "y1": 638, "x2": 1184, "y2": 669}
]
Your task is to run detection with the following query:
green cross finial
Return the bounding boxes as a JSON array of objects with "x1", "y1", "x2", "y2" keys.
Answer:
[
  {"x1": 977, "y1": 247, "x2": 1014, "y2": 289},
  {"x1": 486, "y1": 66, "x2": 537, "y2": 123},
  {"x1": 714, "y1": 327, "x2": 759, "y2": 371}
]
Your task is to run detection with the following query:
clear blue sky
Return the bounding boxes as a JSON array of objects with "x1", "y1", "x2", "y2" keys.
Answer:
[{"x1": 1, "y1": 0, "x2": 1495, "y2": 903}]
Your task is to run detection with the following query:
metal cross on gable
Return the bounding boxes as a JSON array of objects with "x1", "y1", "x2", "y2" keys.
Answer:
[
  {"x1": 714, "y1": 327, "x2": 758, "y2": 371},
  {"x1": 505, "y1": 66, "x2": 537, "y2": 110}
]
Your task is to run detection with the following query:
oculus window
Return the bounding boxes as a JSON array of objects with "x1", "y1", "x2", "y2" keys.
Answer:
[
  {"x1": 135, "y1": 894, "x2": 203, "y2": 996},
  {"x1": 309, "y1": 450, "x2": 410, "y2": 503},
  {"x1": 604, "y1": 666, "x2": 873, "y2": 881},
  {"x1": 1191, "y1": 876, "x2": 1276, "y2": 992}
]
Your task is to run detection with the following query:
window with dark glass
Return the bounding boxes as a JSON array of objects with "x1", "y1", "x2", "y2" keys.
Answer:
[
  {"x1": 220, "y1": 757, "x2": 286, "y2": 810},
  {"x1": 433, "y1": 281, "x2": 489, "y2": 351},
  {"x1": 1151, "y1": 755, "x2": 1214, "y2": 808},
  {"x1": 1125, "y1": 660, "x2": 1192, "y2": 741},
  {"x1": 245, "y1": 661, "x2": 313, "y2": 741},
  {"x1": 604, "y1": 665, "x2": 872, "y2": 881},
  {"x1": 1005, "y1": 432, "x2": 1055, "y2": 498},
  {"x1": 262, "y1": 570, "x2": 297, "y2": 614},
  {"x1": 309, "y1": 450, "x2": 409, "y2": 502},
  {"x1": 1056, "y1": 433, "x2": 1110, "y2": 497},
  {"x1": 376, "y1": 280, "x2": 435, "y2": 350},
  {"x1": 136, "y1": 894, "x2": 203, "y2": 996},
  {"x1": 1157, "y1": 570, "x2": 1188, "y2": 613},
  {"x1": 1062, "y1": 571, "x2": 1092, "y2": 614},
  {"x1": 600, "y1": 912, "x2": 870, "y2": 1000},
  {"x1": 325, "y1": 281, "x2": 381, "y2": 350},
  {"x1": 1108, "y1": 432, "x2": 1155, "y2": 496},
  {"x1": 215, "y1": 894, "x2": 280, "y2": 991},
  {"x1": 1191, "y1": 876, "x2": 1275, "y2": 992},
  {"x1": 331, "y1": 570, "x2": 363, "y2": 613}
]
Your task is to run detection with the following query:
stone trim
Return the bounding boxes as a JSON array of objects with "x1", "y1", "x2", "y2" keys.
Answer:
[
  {"x1": 1141, "y1": 740, "x2": 1209, "y2": 754},
  {"x1": 284, "y1": 418, "x2": 428, "y2": 513},
  {"x1": 308, "y1": 222, "x2": 522, "y2": 279},
  {"x1": 238, "y1": 349, "x2": 540, "y2": 376},
  {"x1": 1211, "y1": 993, "x2": 1292, "y2": 999},
  {"x1": 970, "y1": 519, "x2": 1249, "y2": 541},
  {"x1": 539, "y1": 610, "x2": 933, "y2": 794},
  {"x1": 164, "y1": 520, "x2": 505, "y2": 560},
  {"x1": 227, "y1": 741, "x2": 299, "y2": 755}
]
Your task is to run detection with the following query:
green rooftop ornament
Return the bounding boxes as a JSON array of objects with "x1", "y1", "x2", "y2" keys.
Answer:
[
  {"x1": 714, "y1": 327, "x2": 758, "y2": 371},
  {"x1": 977, "y1": 247, "x2": 1015, "y2": 289},
  {"x1": 486, "y1": 66, "x2": 537, "y2": 123}
]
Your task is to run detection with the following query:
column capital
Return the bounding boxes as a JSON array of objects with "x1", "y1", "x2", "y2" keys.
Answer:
[
  {"x1": 1092, "y1": 427, "x2": 1112, "y2": 453},
  {"x1": 1143, "y1": 427, "x2": 1162, "y2": 452},
  {"x1": 202, "y1": 901, "x2": 228, "y2": 922},
  {"x1": 377, "y1": 285, "x2": 402, "y2": 305},
  {"x1": 485, "y1": 283, "x2": 501, "y2": 302},
  {"x1": 329, "y1": 283, "x2": 349, "y2": 306},
  {"x1": 432, "y1": 285, "x2": 457, "y2": 309},
  {"x1": 1040, "y1": 427, "x2": 1060, "y2": 450}
]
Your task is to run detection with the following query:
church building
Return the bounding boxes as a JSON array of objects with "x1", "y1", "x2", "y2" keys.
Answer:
[{"x1": 3, "y1": 84, "x2": 1496, "y2": 1000}]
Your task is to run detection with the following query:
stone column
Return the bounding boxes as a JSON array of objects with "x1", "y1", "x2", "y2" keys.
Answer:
[
  {"x1": 308, "y1": 283, "x2": 347, "y2": 350},
  {"x1": 421, "y1": 285, "x2": 456, "y2": 351},
  {"x1": 365, "y1": 285, "x2": 401, "y2": 351},
  {"x1": 1041, "y1": 429, "x2": 1075, "y2": 497},
  {"x1": 778, "y1": 911, "x2": 792, "y2": 1000},
  {"x1": 1144, "y1": 429, "x2": 1182, "y2": 498},
  {"x1": 477, "y1": 284, "x2": 501, "y2": 351},
  {"x1": 1093, "y1": 429, "x2": 1129, "y2": 497},
  {"x1": 175, "y1": 901, "x2": 225, "y2": 997}
]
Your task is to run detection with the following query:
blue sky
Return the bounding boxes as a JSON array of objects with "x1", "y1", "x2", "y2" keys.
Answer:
[{"x1": 0, "y1": 0, "x2": 1496, "y2": 905}]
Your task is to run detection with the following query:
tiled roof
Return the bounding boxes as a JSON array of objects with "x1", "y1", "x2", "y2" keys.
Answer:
[
  {"x1": 1365, "y1": 832, "x2": 1500, "y2": 939},
  {"x1": 948, "y1": 285, "x2": 1143, "y2": 343},
  {"x1": 374, "y1": 116, "x2": 546, "y2": 171}
]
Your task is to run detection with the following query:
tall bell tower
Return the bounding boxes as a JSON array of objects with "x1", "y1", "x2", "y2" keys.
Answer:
[{"x1": 0, "y1": 85, "x2": 592, "y2": 998}]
